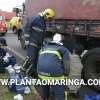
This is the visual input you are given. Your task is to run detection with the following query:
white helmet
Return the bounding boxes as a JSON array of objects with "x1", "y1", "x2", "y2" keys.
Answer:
[{"x1": 53, "y1": 33, "x2": 63, "y2": 42}]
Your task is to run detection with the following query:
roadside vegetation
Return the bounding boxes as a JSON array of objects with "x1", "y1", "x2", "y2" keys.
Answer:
[{"x1": 0, "y1": 72, "x2": 38, "y2": 100}]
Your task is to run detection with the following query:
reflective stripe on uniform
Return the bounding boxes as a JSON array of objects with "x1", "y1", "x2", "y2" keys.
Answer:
[
  {"x1": 24, "y1": 34, "x2": 30, "y2": 38},
  {"x1": 40, "y1": 50, "x2": 62, "y2": 59},
  {"x1": 32, "y1": 26, "x2": 43, "y2": 32},
  {"x1": 29, "y1": 42, "x2": 38, "y2": 48},
  {"x1": 65, "y1": 91, "x2": 67, "y2": 100},
  {"x1": 25, "y1": 40, "x2": 38, "y2": 48},
  {"x1": 38, "y1": 74, "x2": 65, "y2": 80}
]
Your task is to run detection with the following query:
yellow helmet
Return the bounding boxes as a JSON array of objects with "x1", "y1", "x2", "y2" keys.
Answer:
[{"x1": 42, "y1": 8, "x2": 55, "y2": 19}]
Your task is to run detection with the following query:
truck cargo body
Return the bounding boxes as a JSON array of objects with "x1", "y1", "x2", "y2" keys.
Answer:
[
  {"x1": 23, "y1": 0, "x2": 100, "y2": 50},
  {"x1": 25, "y1": 0, "x2": 100, "y2": 39},
  {"x1": 25, "y1": 0, "x2": 100, "y2": 20}
]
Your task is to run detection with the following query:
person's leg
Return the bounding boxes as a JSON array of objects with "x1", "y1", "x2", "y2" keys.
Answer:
[
  {"x1": 51, "y1": 85, "x2": 65, "y2": 100},
  {"x1": 26, "y1": 45, "x2": 39, "y2": 62},
  {"x1": 17, "y1": 29, "x2": 21, "y2": 40},
  {"x1": 21, "y1": 45, "x2": 39, "y2": 77},
  {"x1": 39, "y1": 85, "x2": 50, "y2": 100}
]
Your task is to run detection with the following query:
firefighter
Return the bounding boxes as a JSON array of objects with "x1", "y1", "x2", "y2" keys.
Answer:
[
  {"x1": 37, "y1": 33, "x2": 70, "y2": 100},
  {"x1": 21, "y1": 8, "x2": 55, "y2": 76}
]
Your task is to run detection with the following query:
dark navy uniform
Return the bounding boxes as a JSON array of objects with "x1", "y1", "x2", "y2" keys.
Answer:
[
  {"x1": 37, "y1": 41, "x2": 70, "y2": 100},
  {"x1": 27, "y1": 14, "x2": 46, "y2": 60},
  {"x1": 26, "y1": 15, "x2": 46, "y2": 75}
]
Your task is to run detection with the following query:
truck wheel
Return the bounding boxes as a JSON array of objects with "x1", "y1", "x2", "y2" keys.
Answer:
[
  {"x1": 19, "y1": 31, "x2": 26, "y2": 49},
  {"x1": 82, "y1": 48, "x2": 100, "y2": 92}
]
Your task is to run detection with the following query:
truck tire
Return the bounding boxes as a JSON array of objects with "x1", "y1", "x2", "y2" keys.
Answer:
[{"x1": 82, "y1": 48, "x2": 100, "y2": 92}]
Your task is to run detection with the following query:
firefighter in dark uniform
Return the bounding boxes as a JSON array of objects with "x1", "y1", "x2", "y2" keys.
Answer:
[
  {"x1": 21, "y1": 9, "x2": 55, "y2": 76},
  {"x1": 37, "y1": 33, "x2": 70, "y2": 100}
]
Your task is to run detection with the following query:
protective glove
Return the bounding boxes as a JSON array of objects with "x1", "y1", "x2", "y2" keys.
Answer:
[
  {"x1": 3, "y1": 56, "x2": 9, "y2": 63},
  {"x1": 3, "y1": 53, "x2": 11, "y2": 63}
]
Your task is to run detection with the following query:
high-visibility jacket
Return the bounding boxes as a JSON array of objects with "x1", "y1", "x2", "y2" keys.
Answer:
[{"x1": 37, "y1": 42, "x2": 70, "y2": 77}]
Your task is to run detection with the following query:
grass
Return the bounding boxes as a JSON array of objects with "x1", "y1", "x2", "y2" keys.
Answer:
[{"x1": 0, "y1": 72, "x2": 39, "y2": 100}]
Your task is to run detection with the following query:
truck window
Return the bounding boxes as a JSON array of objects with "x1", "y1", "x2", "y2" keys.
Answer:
[{"x1": 0, "y1": 16, "x2": 3, "y2": 21}]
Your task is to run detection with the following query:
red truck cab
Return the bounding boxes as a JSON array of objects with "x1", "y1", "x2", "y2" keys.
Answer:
[{"x1": 0, "y1": 16, "x2": 7, "y2": 35}]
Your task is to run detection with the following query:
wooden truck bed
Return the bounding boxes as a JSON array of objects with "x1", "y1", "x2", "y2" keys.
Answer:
[
  {"x1": 25, "y1": 0, "x2": 100, "y2": 20},
  {"x1": 25, "y1": 0, "x2": 100, "y2": 37}
]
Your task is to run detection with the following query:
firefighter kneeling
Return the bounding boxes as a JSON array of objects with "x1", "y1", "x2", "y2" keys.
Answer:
[{"x1": 37, "y1": 33, "x2": 70, "y2": 100}]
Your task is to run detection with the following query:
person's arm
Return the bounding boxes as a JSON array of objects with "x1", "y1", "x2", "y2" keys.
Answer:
[
  {"x1": 31, "y1": 16, "x2": 44, "y2": 33},
  {"x1": 63, "y1": 48, "x2": 71, "y2": 76}
]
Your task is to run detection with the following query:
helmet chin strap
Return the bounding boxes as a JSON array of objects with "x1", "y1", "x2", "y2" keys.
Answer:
[
  {"x1": 38, "y1": 12, "x2": 44, "y2": 17},
  {"x1": 51, "y1": 41, "x2": 63, "y2": 45},
  {"x1": 39, "y1": 12, "x2": 47, "y2": 19}
]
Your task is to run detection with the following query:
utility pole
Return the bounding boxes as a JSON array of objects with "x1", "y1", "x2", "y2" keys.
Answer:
[{"x1": 13, "y1": 2, "x2": 25, "y2": 16}]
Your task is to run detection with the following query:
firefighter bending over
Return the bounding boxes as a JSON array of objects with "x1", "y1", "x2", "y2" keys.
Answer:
[{"x1": 37, "y1": 33, "x2": 70, "y2": 100}]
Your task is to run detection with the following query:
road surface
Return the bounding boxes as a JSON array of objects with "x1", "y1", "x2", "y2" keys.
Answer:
[{"x1": 4, "y1": 30, "x2": 26, "y2": 64}]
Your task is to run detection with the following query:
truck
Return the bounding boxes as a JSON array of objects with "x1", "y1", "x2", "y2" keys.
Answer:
[
  {"x1": 19, "y1": 0, "x2": 100, "y2": 92},
  {"x1": 0, "y1": 15, "x2": 7, "y2": 35}
]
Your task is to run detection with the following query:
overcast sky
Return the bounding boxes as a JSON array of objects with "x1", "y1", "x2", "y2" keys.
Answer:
[{"x1": 0, "y1": 0, "x2": 25, "y2": 12}]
